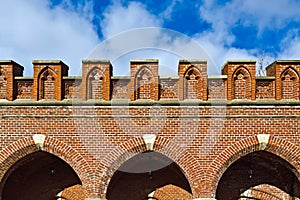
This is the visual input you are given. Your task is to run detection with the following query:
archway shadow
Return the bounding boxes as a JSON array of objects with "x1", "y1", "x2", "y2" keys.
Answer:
[
  {"x1": 106, "y1": 151, "x2": 192, "y2": 200},
  {"x1": 1, "y1": 151, "x2": 81, "y2": 200},
  {"x1": 216, "y1": 150, "x2": 300, "y2": 200}
]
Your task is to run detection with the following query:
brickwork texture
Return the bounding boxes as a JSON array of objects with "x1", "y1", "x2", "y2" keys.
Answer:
[{"x1": 0, "y1": 59, "x2": 300, "y2": 199}]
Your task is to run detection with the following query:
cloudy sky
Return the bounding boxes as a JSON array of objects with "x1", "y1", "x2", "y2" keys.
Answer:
[{"x1": 1, "y1": 0, "x2": 300, "y2": 75}]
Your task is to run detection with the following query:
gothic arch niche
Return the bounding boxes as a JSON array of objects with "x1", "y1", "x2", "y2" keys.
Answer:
[
  {"x1": 106, "y1": 151, "x2": 192, "y2": 200},
  {"x1": 280, "y1": 67, "x2": 299, "y2": 100},
  {"x1": 216, "y1": 151, "x2": 300, "y2": 200},
  {"x1": 86, "y1": 67, "x2": 104, "y2": 99},
  {"x1": 135, "y1": 66, "x2": 155, "y2": 100},
  {"x1": 1, "y1": 151, "x2": 82, "y2": 200},
  {"x1": 184, "y1": 67, "x2": 202, "y2": 99},
  {"x1": 232, "y1": 67, "x2": 251, "y2": 99},
  {"x1": 0, "y1": 67, "x2": 7, "y2": 99},
  {"x1": 39, "y1": 67, "x2": 57, "y2": 100}
]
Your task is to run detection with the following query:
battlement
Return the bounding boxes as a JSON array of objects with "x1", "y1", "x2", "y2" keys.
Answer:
[{"x1": 1, "y1": 59, "x2": 300, "y2": 102}]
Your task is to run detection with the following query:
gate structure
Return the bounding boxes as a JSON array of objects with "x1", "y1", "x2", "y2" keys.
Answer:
[{"x1": 0, "y1": 59, "x2": 300, "y2": 200}]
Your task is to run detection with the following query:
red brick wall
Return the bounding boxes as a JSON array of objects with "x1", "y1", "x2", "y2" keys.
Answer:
[
  {"x1": 1, "y1": 59, "x2": 300, "y2": 199},
  {"x1": 152, "y1": 184, "x2": 193, "y2": 200},
  {"x1": 240, "y1": 184, "x2": 293, "y2": 200}
]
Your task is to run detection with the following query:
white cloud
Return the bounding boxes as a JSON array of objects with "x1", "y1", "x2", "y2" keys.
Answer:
[
  {"x1": 278, "y1": 29, "x2": 300, "y2": 60},
  {"x1": 160, "y1": 0, "x2": 182, "y2": 20},
  {"x1": 100, "y1": 1, "x2": 162, "y2": 39},
  {"x1": 195, "y1": 0, "x2": 300, "y2": 73},
  {"x1": 0, "y1": 0, "x2": 99, "y2": 75},
  {"x1": 90, "y1": 0, "x2": 261, "y2": 76},
  {"x1": 200, "y1": 0, "x2": 300, "y2": 38}
]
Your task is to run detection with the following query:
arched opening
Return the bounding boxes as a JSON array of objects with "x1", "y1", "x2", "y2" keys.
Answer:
[
  {"x1": 106, "y1": 151, "x2": 192, "y2": 200},
  {"x1": 216, "y1": 150, "x2": 300, "y2": 200},
  {"x1": 1, "y1": 151, "x2": 81, "y2": 200}
]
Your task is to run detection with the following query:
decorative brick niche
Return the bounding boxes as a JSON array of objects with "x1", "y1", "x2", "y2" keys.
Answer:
[
  {"x1": 81, "y1": 60, "x2": 112, "y2": 101},
  {"x1": 129, "y1": 59, "x2": 159, "y2": 101},
  {"x1": 32, "y1": 60, "x2": 68, "y2": 101},
  {"x1": 267, "y1": 60, "x2": 300, "y2": 100},
  {"x1": 222, "y1": 60, "x2": 256, "y2": 100},
  {"x1": 178, "y1": 60, "x2": 208, "y2": 101}
]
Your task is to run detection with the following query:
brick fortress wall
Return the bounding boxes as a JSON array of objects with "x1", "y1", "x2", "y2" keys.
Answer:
[{"x1": 1, "y1": 59, "x2": 300, "y2": 199}]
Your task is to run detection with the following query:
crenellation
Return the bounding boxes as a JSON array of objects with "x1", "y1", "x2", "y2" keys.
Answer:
[{"x1": 1, "y1": 59, "x2": 300, "y2": 102}]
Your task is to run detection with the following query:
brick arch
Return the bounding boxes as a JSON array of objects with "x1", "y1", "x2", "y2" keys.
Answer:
[
  {"x1": 38, "y1": 67, "x2": 57, "y2": 100},
  {"x1": 86, "y1": 66, "x2": 105, "y2": 99},
  {"x1": 135, "y1": 66, "x2": 156, "y2": 100},
  {"x1": 183, "y1": 66, "x2": 204, "y2": 100},
  {"x1": 97, "y1": 137, "x2": 146, "y2": 197},
  {"x1": 232, "y1": 66, "x2": 252, "y2": 99},
  {"x1": 280, "y1": 67, "x2": 300, "y2": 100},
  {"x1": 208, "y1": 135, "x2": 300, "y2": 197},
  {"x1": 0, "y1": 136, "x2": 91, "y2": 195},
  {"x1": 97, "y1": 136, "x2": 202, "y2": 198},
  {"x1": 154, "y1": 136, "x2": 204, "y2": 197},
  {"x1": 43, "y1": 136, "x2": 92, "y2": 188}
]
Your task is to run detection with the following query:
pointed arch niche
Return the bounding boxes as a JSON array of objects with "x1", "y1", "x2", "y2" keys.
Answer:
[
  {"x1": 130, "y1": 60, "x2": 159, "y2": 101},
  {"x1": 135, "y1": 66, "x2": 155, "y2": 100},
  {"x1": 39, "y1": 67, "x2": 57, "y2": 100},
  {"x1": 178, "y1": 60, "x2": 208, "y2": 101},
  {"x1": 280, "y1": 67, "x2": 299, "y2": 100},
  {"x1": 86, "y1": 67, "x2": 105, "y2": 100},
  {"x1": 81, "y1": 60, "x2": 112, "y2": 101},
  {"x1": 232, "y1": 66, "x2": 252, "y2": 100},
  {"x1": 184, "y1": 66, "x2": 203, "y2": 99}
]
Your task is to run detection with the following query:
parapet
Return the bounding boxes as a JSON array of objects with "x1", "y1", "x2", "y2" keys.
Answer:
[{"x1": 1, "y1": 59, "x2": 300, "y2": 103}]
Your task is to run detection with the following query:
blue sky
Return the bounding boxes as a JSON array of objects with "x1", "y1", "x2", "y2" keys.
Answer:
[{"x1": 1, "y1": 0, "x2": 300, "y2": 75}]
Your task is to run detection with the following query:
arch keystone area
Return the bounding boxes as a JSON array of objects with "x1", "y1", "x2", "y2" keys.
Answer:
[
  {"x1": 32, "y1": 134, "x2": 46, "y2": 150},
  {"x1": 142, "y1": 134, "x2": 156, "y2": 151},
  {"x1": 257, "y1": 134, "x2": 270, "y2": 150}
]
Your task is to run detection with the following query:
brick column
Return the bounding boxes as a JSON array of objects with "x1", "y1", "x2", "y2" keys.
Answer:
[
  {"x1": 32, "y1": 60, "x2": 68, "y2": 101},
  {"x1": 222, "y1": 60, "x2": 256, "y2": 100},
  {"x1": 178, "y1": 59, "x2": 207, "y2": 100},
  {"x1": 0, "y1": 60, "x2": 24, "y2": 100},
  {"x1": 129, "y1": 59, "x2": 159, "y2": 101},
  {"x1": 81, "y1": 60, "x2": 112, "y2": 101}
]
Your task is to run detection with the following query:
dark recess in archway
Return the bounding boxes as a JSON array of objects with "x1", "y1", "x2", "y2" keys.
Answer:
[
  {"x1": 216, "y1": 150, "x2": 300, "y2": 200},
  {"x1": 106, "y1": 151, "x2": 192, "y2": 200},
  {"x1": 1, "y1": 151, "x2": 81, "y2": 200}
]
